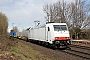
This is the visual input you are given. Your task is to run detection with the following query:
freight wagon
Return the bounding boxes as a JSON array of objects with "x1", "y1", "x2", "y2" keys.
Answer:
[{"x1": 17, "y1": 30, "x2": 29, "y2": 41}]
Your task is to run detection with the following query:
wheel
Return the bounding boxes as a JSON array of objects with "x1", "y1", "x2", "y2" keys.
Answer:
[{"x1": 50, "y1": 44, "x2": 57, "y2": 50}]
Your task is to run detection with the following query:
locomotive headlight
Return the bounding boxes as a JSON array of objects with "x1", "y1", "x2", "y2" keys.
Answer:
[
  {"x1": 56, "y1": 38, "x2": 58, "y2": 39},
  {"x1": 54, "y1": 37, "x2": 59, "y2": 40}
]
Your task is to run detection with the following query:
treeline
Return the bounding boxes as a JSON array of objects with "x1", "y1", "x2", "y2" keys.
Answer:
[
  {"x1": 0, "y1": 12, "x2": 8, "y2": 37},
  {"x1": 43, "y1": 0, "x2": 90, "y2": 39}
]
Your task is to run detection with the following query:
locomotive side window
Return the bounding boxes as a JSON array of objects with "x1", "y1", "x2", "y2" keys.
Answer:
[
  {"x1": 53, "y1": 25, "x2": 67, "y2": 31},
  {"x1": 48, "y1": 27, "x2": 50, "y2": 31}
]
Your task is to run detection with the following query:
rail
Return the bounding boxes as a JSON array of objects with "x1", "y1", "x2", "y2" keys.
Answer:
[{"x1": 71, "y1": 40, "x2": 90, "y2": 44}]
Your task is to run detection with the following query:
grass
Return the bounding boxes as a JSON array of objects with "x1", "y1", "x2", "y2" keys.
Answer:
[
  {"x1": 9, "y1": 42, "x2": 37, "y2": 60},
  {"x1": 6, "y1": 39, "x2": 51, "y2": 60},
  {"x1": 0, "y1": 37, "x2": 51, "y2": 60}
]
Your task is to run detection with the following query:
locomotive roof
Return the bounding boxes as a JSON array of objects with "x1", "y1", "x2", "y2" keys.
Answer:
[
  {"x1": 30, "y1": 23, "x2": 67, "y2": 29},
  {"x1": 46, "y1": 23, "x2": 67, "y2": 25}
]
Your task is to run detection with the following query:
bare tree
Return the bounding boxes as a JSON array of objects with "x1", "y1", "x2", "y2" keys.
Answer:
[
  {"x1": 43, "y1": 0, "x2": 70, "y2": 23},
  {"x1": 69, "y1": 0, "x2": 90, "y2": 39}
]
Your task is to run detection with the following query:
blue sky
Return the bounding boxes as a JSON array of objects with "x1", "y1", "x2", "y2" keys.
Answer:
[{"x1": 0, "y1": 0, "x2": 73, "y2": 32}]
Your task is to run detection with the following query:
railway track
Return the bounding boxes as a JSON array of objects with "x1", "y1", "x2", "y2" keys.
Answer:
[
  {"x1": 70, "y1": 44, "x2": 90, "y2": 50},
  {"x1": 61, "y1": 49, "x2": 90, "y2": 60},
  {"x1": 58, "y1": 44, "x2": 90, "y2": 60}
]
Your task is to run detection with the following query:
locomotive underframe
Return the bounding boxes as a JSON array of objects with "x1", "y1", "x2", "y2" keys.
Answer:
[{"x1": 53, "y1": 40, "x2": 71, "y2": 48}]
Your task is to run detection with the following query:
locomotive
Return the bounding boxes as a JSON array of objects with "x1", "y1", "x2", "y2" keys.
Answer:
[
  {"x1": 19, "y1": 23, "x2": 71, "y2": 49},
  {"x1": 10, "y1": 30, "x2": 16, "y2": 37}
]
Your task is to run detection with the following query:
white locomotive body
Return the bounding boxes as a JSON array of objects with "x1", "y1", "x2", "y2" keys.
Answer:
[{"x1": 29, "y1": 23, "x2": 71, "y2": 48}]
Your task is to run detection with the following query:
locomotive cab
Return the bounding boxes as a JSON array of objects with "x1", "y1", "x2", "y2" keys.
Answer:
[{"x1": 46, "y1": 23, "x2": 71, "y2": 48}]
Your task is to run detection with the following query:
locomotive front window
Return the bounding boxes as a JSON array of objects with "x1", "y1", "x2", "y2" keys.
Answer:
[
  {"x1": 53, "y1": 25, "x2": 60, "y2": 31},
  {"x1": 53, "y1": 25, "x2": 67, "y2": 31},
  {"x1": 60, "y1": 25, "x2": 67, "y2": 30}
]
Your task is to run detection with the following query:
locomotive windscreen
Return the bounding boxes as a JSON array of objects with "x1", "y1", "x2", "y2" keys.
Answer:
[{"x1": 53, "y1": 25, "x2": 67, "y2": 31}]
